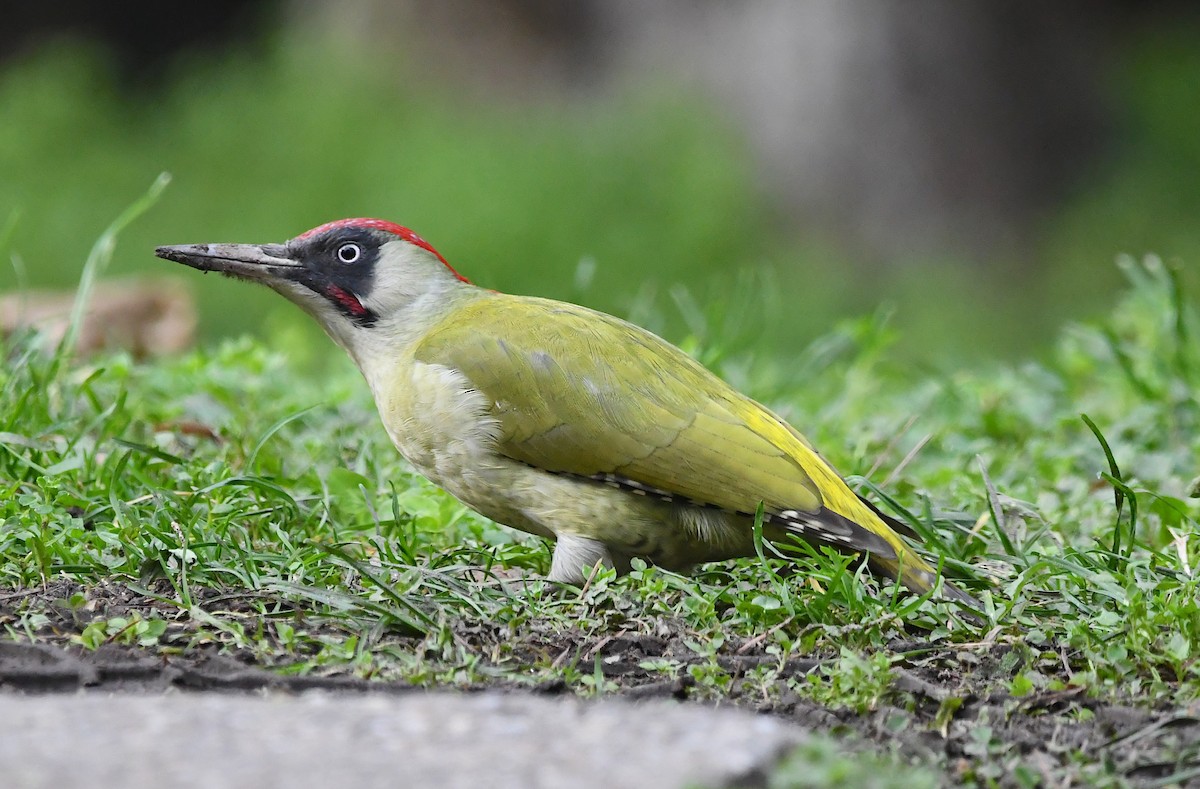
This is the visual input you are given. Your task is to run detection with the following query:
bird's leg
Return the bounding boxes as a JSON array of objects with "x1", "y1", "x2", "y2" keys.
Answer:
[{"x1": 548, "y1": 533, "x2": 616, "y2": 584}]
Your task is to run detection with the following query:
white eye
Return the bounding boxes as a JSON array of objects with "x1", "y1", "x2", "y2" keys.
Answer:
[{"x1": 336, "y1": 243, "x2": 361, "y2": 264}]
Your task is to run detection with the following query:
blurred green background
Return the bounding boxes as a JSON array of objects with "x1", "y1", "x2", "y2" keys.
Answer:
[{"x1": 1, "y1": 5, "x2": 1198, "y2": 369}]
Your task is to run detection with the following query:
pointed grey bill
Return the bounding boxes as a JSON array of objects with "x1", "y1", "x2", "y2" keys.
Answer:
[{"x1": 154, "y1": 243, "x2": 296, "y2": 281}]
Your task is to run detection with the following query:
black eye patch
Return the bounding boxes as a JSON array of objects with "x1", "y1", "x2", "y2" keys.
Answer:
[{"x1": 287, "y1": 228, "x2": 382, "y2": 327}]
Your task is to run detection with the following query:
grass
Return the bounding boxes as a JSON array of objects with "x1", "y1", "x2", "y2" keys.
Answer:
[{"x1": 2, "y1": 193, "x2": 1200, "y2": 784}]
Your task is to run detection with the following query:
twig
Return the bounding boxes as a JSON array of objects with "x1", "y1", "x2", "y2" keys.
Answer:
[
  {"x1": 864, "y1": 413, "x2": 919, "y2": 479},
  {"x1": 882, "y1": 433, "x2": 933, "y2": 488}
]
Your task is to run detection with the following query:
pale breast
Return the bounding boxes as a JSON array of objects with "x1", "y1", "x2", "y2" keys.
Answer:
[
  {"x1": 363, "y1": 360, "x2": 758, "y2": 569},
  {"x1": 380, "y1": 362, "x2": 498, "y2": 481}
]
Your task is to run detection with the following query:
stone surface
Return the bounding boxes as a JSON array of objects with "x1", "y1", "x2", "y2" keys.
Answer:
[{"x1": 0, "y1": 691, "x2": 804, "y2": 789}]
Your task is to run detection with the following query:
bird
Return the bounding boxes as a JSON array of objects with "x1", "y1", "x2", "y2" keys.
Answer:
[{"x1": 156, "y1": 218, "x2": 977, "y2": 608}]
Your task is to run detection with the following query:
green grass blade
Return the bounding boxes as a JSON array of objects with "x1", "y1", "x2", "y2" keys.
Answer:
[{"x1": 54, "y1": 172, "x2": 171, "y2": 368}]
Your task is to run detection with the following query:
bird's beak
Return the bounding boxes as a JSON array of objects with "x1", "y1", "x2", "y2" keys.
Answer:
[{"x1": 154, "y1": 243, "x2": 299, "y2": 282}]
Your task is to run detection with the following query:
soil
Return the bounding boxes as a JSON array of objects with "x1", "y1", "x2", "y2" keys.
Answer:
[{"x1": 3, "y1": 579, "x2": 1199, "y2": 786}]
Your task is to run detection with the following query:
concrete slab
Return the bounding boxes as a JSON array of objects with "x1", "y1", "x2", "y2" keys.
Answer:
[{"x1": 0, "y1": 691, "x2": 805, "y2": 789}]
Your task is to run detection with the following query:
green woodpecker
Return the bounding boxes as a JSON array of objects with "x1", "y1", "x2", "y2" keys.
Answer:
[{"x1": 156, "y1": 218, "x2": 975, "y2": 606}]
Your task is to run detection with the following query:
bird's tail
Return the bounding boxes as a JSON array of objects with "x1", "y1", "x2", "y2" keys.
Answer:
[
  {"x1": 870, "y1": 550, "x2": 980, "y2": 609},
  {"x1": 782, "y1": 500, "x2": 981, "y2": 611}
]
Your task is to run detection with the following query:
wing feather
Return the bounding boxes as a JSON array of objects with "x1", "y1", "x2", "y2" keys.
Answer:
[
  {"x1": 416, "y1": 298, "x2": 931, "y2": 558},
  {"x1": 415, "y1": 295, "x2": 832, "y2": 516},
  {"x1": 412, "y1": 293, "x2": 973, "y2": 604}
]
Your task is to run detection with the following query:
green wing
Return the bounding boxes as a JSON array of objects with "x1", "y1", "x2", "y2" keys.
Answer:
[
  {"x1": 408, "y1": 292, "x2": 992, "y2": 590},
  {"x1": 415, "y1": 294, "x2": 848, "y2": 520},
  {"x1": 415, "y1": 293, "x2": 979, "y2": 604}
]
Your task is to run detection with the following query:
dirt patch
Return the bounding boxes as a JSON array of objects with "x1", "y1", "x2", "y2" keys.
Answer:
[{"x1": 3, "y1": 580, "x2": 1199, "y2": 786}]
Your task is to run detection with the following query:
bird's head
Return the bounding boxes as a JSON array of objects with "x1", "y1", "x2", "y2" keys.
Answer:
[{"x1": 155, "y1": 218, "x2": 471, "y2": 352}]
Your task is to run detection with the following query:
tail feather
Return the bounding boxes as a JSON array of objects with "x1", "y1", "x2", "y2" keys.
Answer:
[
  {"x1": 805, "y1": 487, "x2": 981, "y2": 611},
  {"x1": 857, "y1": 494, "x2": 923, "y2": 542},
  {"x1": 780, "y1": 503, "x2": 982, "y2": 612},
  {"x1": 871, "y1": 552, "x2": 981, "y2": 610}
]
